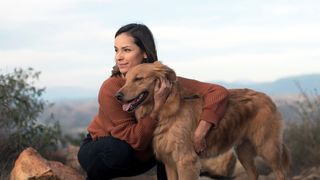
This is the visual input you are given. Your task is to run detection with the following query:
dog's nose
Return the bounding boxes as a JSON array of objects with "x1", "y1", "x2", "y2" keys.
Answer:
[{"x1": 115, "y1": 92, "x2": 124, "y2": 102}]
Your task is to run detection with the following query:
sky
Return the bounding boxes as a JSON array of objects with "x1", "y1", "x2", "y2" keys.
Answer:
[{"x1": 1, "y1": 0, "x2": 320, "y2": 100}]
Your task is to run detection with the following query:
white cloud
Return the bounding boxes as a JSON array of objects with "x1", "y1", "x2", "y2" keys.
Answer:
[
  {"x1": 154, "y1": 24, "x2": 320, "y2": 52},
  {"x1": 0, "y1": 0, "x2": 116, "y2": 32},
  {"x1": 0, "y1": 0, "x2": 79, "y2": 24},
  {"x1": 165, "y1": 48, "x2": 320, "y2": 83},
  {"x1": 0, "y1": 49, "x2": 113, "y2": 89},
  {"x1": 263, "y1": 4, "x2": 301, "y2": 15},
  {"x1": 38, "y1": 66, "x2": 110, "y2": 88},
  {"x1": 1, "y1": 50, "x2": 100, "y2": 66},
  {"x1": 46, "y1": 22, "x2": 115, "y2": 46},
  {"x1": 1, "y1": 0, "x2": 320, "y2": 99}
]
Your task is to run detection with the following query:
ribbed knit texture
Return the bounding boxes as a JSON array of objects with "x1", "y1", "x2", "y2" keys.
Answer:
[{"x1": 87, "y1": 76, "x2": 229, "y2": 159}]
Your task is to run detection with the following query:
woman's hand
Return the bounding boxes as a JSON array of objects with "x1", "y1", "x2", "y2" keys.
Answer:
[
  {"x1": 194, "y1": 120, "x2": 212, "y2": 154},
  {"x1": 150, "y1": 78, "x2": 171, "y2": 119}
]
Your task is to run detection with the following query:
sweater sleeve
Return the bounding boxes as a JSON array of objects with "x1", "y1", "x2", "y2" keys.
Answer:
[
  {"x1": 98, "y1": 78, "x2": 158, "y2": 150},
  {"x1": 178, "y1": 77, "x2": 229, "y2": 128}
]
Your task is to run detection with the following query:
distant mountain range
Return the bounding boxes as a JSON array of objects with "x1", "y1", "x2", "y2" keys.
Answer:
[
  {"x1": 43, "y1": 74, "x2": 320, "y2": 101},
  {"x1": 218, "y1": 74, "x2": 320, "y2": 97}
]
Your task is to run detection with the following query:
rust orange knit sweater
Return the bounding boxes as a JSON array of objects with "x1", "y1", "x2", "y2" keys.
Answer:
[{"x1": 87, "y1": 76, "x2": 229, "y2": 159}]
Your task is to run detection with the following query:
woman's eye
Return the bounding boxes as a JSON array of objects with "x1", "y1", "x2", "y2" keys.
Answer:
[{"x1": 124, "y1": 49, "x2": 131, "y2": 52}]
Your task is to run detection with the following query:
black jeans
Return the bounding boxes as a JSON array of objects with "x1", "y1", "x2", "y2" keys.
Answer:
[{"x1": 77, "y1": 134, "x2": 167, "y2": 180}]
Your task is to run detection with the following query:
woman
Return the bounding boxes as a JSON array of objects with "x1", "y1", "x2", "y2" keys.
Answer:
[{"x1": 78, "y1": 23, "x2": 229, "y2": 180}]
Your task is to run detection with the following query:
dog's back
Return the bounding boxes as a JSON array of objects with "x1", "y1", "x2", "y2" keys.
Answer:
[{"x1": 204, "y1": 89, "x2": 282, "y2": 154}]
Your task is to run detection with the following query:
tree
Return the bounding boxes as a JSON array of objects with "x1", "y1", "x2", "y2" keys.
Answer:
[{"x1": 0, "y1": 68, "x2": 61, "y2": 178}]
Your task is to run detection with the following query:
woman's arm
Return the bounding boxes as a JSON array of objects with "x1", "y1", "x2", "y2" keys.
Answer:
[
  {"x1": 178, "y1": 76, "x2": 229, "y2": 153},
  {"x1": 95, "y1": 77, "x2": 171, "y2": 151},
  {"x1": 178, "y1": 76, "x2": 229, "y2": 126},
  {"x1": 97, "y1": 77, "x2": 158, "y2": 150}
]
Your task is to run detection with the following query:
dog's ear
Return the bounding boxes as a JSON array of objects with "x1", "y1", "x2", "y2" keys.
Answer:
[
  {"x1": 153, "y1": 61, "x2": 177, "y2": 82},
  {"x1": 165, "y1": 67, "x2": 176, "y2": 82},
  {"x1": 153, "y1": 61, "x2": 162, "y2": 66}
]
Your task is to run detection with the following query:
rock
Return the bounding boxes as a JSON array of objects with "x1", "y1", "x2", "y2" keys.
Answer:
[
  {"x1": 10, "y1": 147, "x2": 85, "y2": 180},
  {"x1": 48, "y1": 161, "x2": 85, "y2": 180},
  {"x1": 48, "y1": 144, "x2": 84, "y2": 175},
  {"x1": 292, "y1": 166, "x2": 320, "y2": 180},
  {"x1": 234, "y1": 158, "x2": 277, "y2": 180},
  {"x1": 64, "y1": 145, "x2": 82, "y2": 173}
]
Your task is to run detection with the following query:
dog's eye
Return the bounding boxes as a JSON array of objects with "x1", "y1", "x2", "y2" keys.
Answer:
[{"x1": 134, "y1": 77, "x2": 143, "y2": 81}]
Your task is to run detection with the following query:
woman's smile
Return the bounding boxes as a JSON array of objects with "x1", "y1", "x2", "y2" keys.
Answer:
[{"x1": 117, "y1": 63, "x2": 129, "y2": 70}]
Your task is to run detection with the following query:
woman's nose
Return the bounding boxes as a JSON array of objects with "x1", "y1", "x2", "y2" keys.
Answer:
[{"x1": 116, "y1": 51, "x2": 124, "y2": 61}]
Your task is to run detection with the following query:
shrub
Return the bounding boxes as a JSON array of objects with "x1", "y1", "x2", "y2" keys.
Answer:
[
  {"x1": 0, "y1": 68, "x2": 62, "y2": 179},
  {"x1": 284, "y1": 86, "x2": 320, "y2": 175}
]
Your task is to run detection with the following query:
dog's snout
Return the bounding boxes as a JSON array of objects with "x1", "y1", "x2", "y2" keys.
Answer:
[{"x1": 116, "y1": 91, "x2": 124, "y2": 101}]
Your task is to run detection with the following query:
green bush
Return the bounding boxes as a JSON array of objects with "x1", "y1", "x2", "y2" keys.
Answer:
[
  {"x1": 0, "y1": 68, "x2": 62, "y2": 179},
  {"x1": 284, "y1": 87, "x2": 320, "y2": 175}
]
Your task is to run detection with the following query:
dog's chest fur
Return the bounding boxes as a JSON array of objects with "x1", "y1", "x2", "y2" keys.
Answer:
[{"x1": 152, "y1": 97, "x2": 202, "y2": 164}]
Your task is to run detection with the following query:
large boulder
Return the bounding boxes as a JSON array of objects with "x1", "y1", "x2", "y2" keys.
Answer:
[{"x1": 10, "y1": 147, "x2": 85, "y2": 180}]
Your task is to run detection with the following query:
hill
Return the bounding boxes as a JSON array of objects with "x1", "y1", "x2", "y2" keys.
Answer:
[{"x1": 219, "y1": 74, "x2": 320, "y2": 97}]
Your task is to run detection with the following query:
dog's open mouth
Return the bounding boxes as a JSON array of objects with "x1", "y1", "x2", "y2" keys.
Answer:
[{"x1": 122, "y1": 91, "x2": 148, "y2": 112}]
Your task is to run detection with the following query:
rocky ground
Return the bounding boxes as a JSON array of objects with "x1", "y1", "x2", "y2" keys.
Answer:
[{"x1": 10, "y1": 146, "x2": 320, "y2": 180}]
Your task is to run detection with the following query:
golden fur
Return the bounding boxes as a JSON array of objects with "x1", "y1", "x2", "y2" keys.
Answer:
[
  {"x1": 200, "y1": 149, "x2": 236, "y2": 177},
  {"x1": 118, "y1": 62, "x2": 290, "y2": 180}
]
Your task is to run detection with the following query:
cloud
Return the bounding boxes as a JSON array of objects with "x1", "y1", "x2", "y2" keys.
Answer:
[
  {"x1": 1, "y1": 0, "x2": 320, "y2": 98},
  {"x1": 165, "y1": 48, "x2": 320, "y2": 83},
  {"x1": 0, "y1": 0, "x2": 77, "y2": 25},
  {"x1": 154, "y1": 24, "x2": 320, "y2": 52},
  {"x1": 0, "y1": 0, "x2": 117, "y2": 29},
  {"x1": 263, "y1": 4, "x2": 301, "y2": 15},
  {"x1": 0, "y1": 49, "x2": 113, "y2": 89},
  {"x1": 1, "y1": 50, "x2": 100, "y2": 66}
]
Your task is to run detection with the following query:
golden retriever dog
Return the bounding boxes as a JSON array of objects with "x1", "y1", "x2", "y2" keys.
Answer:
[{"x1": 116, "y1": 62, "x2": 290, "y2": 180}]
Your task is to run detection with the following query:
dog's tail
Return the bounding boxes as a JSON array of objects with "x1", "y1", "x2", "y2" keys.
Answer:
[{"x1": 281, "y1": 144, "x2": 291, "y2": 172}]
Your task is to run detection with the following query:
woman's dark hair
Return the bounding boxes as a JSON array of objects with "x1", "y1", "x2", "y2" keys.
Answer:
[{"x1": 111, "y1": 23, "x2": 158, "y2": 77}]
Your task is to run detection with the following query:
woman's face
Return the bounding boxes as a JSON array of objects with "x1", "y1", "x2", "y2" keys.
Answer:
[{"x1": 114, "y1": 33, "x2": 147, "y2": 75}]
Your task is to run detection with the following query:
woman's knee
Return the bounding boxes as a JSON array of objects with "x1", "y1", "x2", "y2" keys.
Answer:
[
  {"x1": 78, "y1": 140, "x2": 93, "y2": 171},
  {"x1": 99, "y1": 136, "x2": 134, "y2": 169},
  {"x1": 78, "y1": 135, "x2": 134, "y2": 171}
]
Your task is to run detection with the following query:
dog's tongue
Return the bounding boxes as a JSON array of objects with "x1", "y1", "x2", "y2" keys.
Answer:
[
  {"x1": 122, "y1": 103, "x2": 132, "y2": 112},
  {"x1": 122, "y1": 99, "x2": 138, "y2": 112},
  {"x1": 122, "y1": 94, "x2": 144, "y2": 112}
]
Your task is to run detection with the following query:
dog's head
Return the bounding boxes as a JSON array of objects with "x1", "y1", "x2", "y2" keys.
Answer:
[{"x1": 116, "y1": 61, "x2": 176, "y2": 113}]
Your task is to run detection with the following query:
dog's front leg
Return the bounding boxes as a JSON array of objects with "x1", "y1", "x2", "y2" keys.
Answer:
[
  {"x1": 176, "y1": 156, "x2": 201, "y2": 180},
  {"x1": 164, "y1": 163, "x2": 178, "y2": 180}
]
